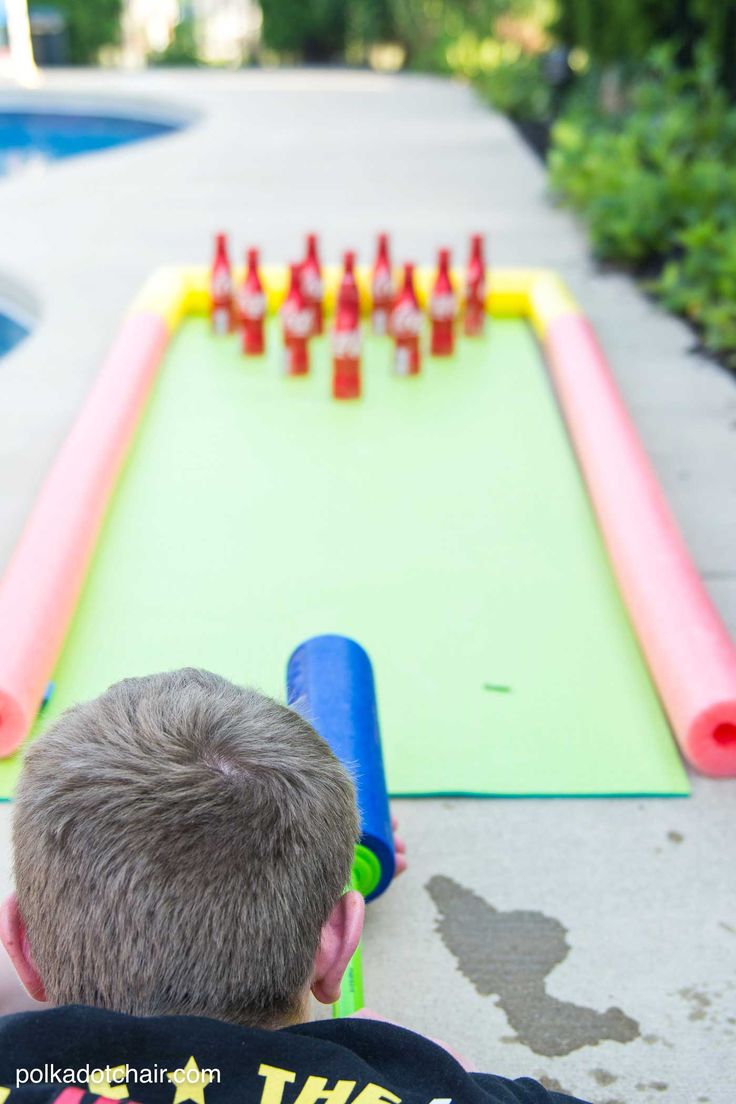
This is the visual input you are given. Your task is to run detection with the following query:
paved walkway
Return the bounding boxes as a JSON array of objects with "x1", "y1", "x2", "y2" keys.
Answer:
[{"x1": 0, "y1": 69, "x2": 734, "y2": 1103}]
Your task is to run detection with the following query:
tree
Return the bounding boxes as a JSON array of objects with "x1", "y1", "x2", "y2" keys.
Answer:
[
  {"x1": 259, "y1": 0, "x2": 348, "y2": 61},
  {"x1": 49, "y1": 0, "x2": 122, "y2": 63},
  {"x1": 347, "y1": 0, "x2": 395, "y2": 50},
  {"x1": 554, "y1": 0, "x2": 736, "y2": 92}
]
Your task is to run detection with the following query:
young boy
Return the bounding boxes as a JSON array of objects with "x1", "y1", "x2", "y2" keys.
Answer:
[{"x1": 0, "y1": 668, "x2": 590, "y2": 1103}]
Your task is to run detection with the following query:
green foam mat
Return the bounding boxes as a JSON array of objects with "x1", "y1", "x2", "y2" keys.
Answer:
[{"x1": 0, "y1": 317, "x2": 689, "y2": 797}]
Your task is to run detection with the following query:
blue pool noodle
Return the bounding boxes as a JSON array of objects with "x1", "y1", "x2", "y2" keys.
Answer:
[{"x1": 286, "y1": 634, "x2": 395, "y2": 901}]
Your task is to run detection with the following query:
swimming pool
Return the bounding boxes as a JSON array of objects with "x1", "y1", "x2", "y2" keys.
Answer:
[
  {"x1": 0, "y1": 110, "x2": 180, "y2": 176},
  {"x1": 0, "y1": 306, "x2": 29, "y2": 358}
]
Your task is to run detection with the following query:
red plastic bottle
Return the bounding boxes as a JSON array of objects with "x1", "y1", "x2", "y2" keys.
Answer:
[
  {"x1": 430, "y1": 248, "x2": 457, "y2": 356},
  {"x1": 332, "y1": 251, "x2": 361, "y2": 400},
  {"x1": 210, "y1": 232, "x2": 234, "y2": 335},
  {"x1": 464, "y1": 233, "x2": 486, "y2": 337},
  {"x1": 371, "y1": 232, "x2": 394, "y2": 336},
  {"x1": 238, "y1": 248, "x2": 266, "y2": 356},
  {"x1": 390, "y1": 262, "x2": 422, "y2": 375},
  {"x1": 302, "y1": 233, "x2": 324, "y2": 336},
  {"x1": 281, "y1": 263, "x2": 311, "y2": 375}
]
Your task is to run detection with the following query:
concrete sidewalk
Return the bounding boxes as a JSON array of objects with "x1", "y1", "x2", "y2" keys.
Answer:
[{"x1": 0, "y1": 68, "x2": 734, "y2": 1103}]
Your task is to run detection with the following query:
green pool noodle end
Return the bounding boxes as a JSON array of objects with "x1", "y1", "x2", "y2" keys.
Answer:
[{"x1": 333, "y1": 864, "x2": 366, "y2": 1018}]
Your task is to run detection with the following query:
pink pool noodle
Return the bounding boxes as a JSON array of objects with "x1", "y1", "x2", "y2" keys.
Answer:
[
  {"x1": 0, "y1": 311, "x2": 169, "y2": 757},
  {"x1": 545, "y1": 312, "x2": 736, "y2": 776}
]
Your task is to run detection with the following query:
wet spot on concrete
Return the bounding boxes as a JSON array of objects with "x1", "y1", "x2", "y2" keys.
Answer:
[
  {"x1": 719, "y1": 921, "x2": 736, "y2": 935},
  {"x1": 680, "y1": 987, "x2": 711, "y2": 1021},
  {"x1": 667, "y1": 830, "x2": 683, "y2": 844},
  {"x1": 636, "y1": 1082, "x2": 668, "y2": 1092},
  {"x1": 426, "y1": 875, "x2": 640, "y2": 1057},
  {"x1": 590, "y1": 1069, "x2": 617, "y2": 1086},
  {"x1": 535, "y1": 1074, "x2": 573, "y2": 1095},
  {"x1": 641, "y1": 1033, "x2": 673, "y2": 1048}
]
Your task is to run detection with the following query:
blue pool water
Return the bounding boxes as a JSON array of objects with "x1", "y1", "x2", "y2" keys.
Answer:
[
  {"x1": 0, "y1": 111, "x2": 179, "y2": 176},
  {"x1": 0, "y1": 309, "x2": 29, "y2": 358}
]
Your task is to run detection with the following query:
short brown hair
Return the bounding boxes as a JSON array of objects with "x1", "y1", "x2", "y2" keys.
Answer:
[{"x1": 13, "y1": 668, "x2": 359, "y2": 1026}]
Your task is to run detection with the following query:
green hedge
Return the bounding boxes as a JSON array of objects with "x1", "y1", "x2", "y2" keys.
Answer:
[
  {"x1": 471, "y1": 47, "x2": 552, "y2": 122},
  {"x1": 47, "y1": 0, "x2": 122, "y2": 64},
  {"x1": 547, "y1": 47, "x2": 736, "y2": 366},
  {"x1": 149, "y1": 19, "x2": 201, "y2": 66},
  {"x1": 553, "y1": 0, "x2": 736, "y2": 95},
  {"x1": 258, "y1": 0, "x2": 356, "y2": 61},
  {"x1": 257, "y1": 0, "x2": 542, "y2": 69}
]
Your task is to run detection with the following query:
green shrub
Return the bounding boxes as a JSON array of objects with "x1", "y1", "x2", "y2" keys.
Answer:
[
  {"x1": 473, "y1": 47, "x2": 552, "y2": 122},
  {"x1": 46, "y1": 0, "x2": 122, "y2": 63},
  {"x1": 553, "y1": 0, "x2": 736, "y2": 90},
  {"x1": 259, "y1": 0, "x2": 348, "y2": 61},
  {"x1": 149, "y1": 19, "x2": 200, "y2": 66},
  {"x1": 548, "y1": 46, "x2": 736, "y2": 366},
  {"x1": 654, "y1": 219, "x2": 736, "y2": 367}
]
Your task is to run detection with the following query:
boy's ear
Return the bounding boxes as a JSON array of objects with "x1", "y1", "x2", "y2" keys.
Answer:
[
  {"x1": 311, "y1": 890, "x2": 364, "y2": 1007},
  {"x1": 0, "y1": 893, "x2": 47, "y2": 1002}
]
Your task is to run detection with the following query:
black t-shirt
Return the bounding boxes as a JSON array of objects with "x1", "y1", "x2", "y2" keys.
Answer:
[{"x1": 0, "y1": 1006, "x2": 590, "y2": 1104}]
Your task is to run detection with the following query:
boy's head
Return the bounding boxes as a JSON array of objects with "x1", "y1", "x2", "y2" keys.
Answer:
[{"x1": 1, "y1": 669, "x2": 363, "y2": 1027}]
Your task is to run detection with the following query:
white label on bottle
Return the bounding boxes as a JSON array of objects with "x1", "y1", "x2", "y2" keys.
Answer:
[
  {"x1": 333, "y1": 330, "x2": 361, "y2": 358},
  {"x1": 373, "y1": 271, "x2": 393, "y2": 299},
  {"x1": 282, "y1": 306, "x2": 312, "y2": 339},
  {"x1": 430, "y1": 292, "x2": 457, "y2": 321},
  {"x1": 212, "y1": 307, "x2": 230, "y2": 334},
  {"x1": 238, "y1": 290, "x2": 266, "y2": 320},
  {"x1": 211, "y1": 270, "x2": 231, "y2": 298},
  {"x1": 395, "y1": 345, "x2": 411, "y2": 375},
  {"x1": 301, "y1": 271, "x2": 323, "y2": 300},
  {"x1": 373, "y1": 309, "x2": 388, "y2": 336},
  {"x1": 391, "y1": 303, "x2": 422, "y2": 336}
]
